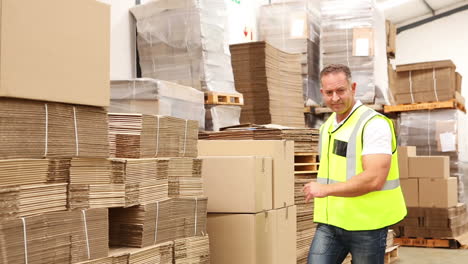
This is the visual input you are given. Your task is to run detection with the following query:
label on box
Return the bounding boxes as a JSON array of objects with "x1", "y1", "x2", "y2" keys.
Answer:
[
  {"x1": 440, "y1": 132, "x2": 456, "y2": 152},
  {"x1": 355, "y1": 38, "x2": 370, "y2": 56}
]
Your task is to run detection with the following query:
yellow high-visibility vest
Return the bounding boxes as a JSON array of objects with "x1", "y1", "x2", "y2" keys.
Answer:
[{"x1": 314, "y1": 105, "x2": 407, "y2": 230}]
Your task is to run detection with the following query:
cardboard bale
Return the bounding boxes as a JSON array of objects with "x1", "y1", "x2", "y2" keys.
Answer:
[
  {"x1": 198, "y1": 140, "x2": 294, "y2": 209},
  {"x1": 397, "y1": 146, "x2": 416, "y2": 179},
  {"x1": 207, "y1": 206, "x2": 296, "y2": 264},
  {"x1": 174, "y1": 235, "x2": 210, "y2": 264},
  {"x1": 107, "y1": 241, "x2": 174, "y2": 264},
  {"x1": 408, "y1": 156, "x2": 450, "y2": 179},
  {"x1": 200, "y1": 156, "x2": 273, "y2": 213},
  {"x1": 0, "y1": 0, "x2": 110, "y2": 107},
  {"x1": 419, "y1": 178, "x2": 457, "y2": 208},
  {"x1": 400, "y1": 178, "x2": 419, "y2": 207}
]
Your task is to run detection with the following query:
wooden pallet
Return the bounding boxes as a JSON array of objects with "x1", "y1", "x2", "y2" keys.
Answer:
[
  {"x1": 204, "y1": 92, "x2": 244, "y2": 106},
  {"x1": 394, "y1": 237, "x2": 460, "y2": 249},
  {"x1": 294, "y1": 153, "x2": 319, "y2": 175},
  {"x1": 384, "y1": 246, "x2": 399, "y2": 264},
  {"x1": 384, "y1": 99, "x2": 466, "y2": 113}
]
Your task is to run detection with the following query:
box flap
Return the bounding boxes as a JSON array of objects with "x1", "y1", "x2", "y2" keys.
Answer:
[{"x1": 396, "y1": 60, "x2": 456, "y2": 72}]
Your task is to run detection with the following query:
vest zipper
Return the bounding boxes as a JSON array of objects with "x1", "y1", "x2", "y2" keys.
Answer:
[{"x1": 326, "y1": 132, "x2": 331, "y2": 224}]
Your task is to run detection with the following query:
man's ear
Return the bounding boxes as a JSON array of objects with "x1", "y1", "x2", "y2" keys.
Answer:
[
  {"x1": 351, "y1": 82, "x2": 357, "y2": 92},
  {"x1": 320, "y1": 88, "x2": 324, "y2": 96}
]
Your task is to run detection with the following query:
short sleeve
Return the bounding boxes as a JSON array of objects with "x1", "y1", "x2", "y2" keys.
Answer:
[{"x1": 362, "y1": 117, "x2": 392, "y2": 155}]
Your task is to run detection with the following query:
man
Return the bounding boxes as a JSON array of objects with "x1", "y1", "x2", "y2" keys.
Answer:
[{"x1": 303, "y1": 64, "x2": 407, "y2": 264}]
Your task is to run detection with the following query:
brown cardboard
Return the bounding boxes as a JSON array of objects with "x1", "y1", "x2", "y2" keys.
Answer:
[
  {"x1": 385, "y1": 20, "x2": 396, "y2": 55},
  {"x1": 198, "y1": 140, "x2": 294, "y2": 209},
  {"x1": 456, "y1": 72, "x2": 462, "y2": 93},
  {"x1": 200, "y1": 156, "x2": 273, "y2": 213},
  {"x1": 397, "y1": 146, "x2": 416, "y2": 179},
  {"x1": 352, "y1": 27, "x2": 374, "y2": 56},
  {"x1": 0, "y1": 0, "x2": 110, "y2": 107},
  {"x1": 207, "y1": 206, "x2": 296, "y2": 264},
  {"x1": 408, "y1": 156, "x2": 450, "y2": 179},
  {"x1": 400, "y1": 179, "x2": 418, "y2": 207},
  {"x1": 419, "y1": 178, "x2": 457, "y2": 208}
]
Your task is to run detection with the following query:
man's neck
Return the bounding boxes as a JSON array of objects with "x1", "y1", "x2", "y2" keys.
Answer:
[{"x1": 335, "y1": 100, "x2": 357, "y2": 124}]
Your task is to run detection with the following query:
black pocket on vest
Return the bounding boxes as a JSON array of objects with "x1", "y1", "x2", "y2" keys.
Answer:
[{"x1": 333, "y1": 139, "x2": 348, "y2": 157}]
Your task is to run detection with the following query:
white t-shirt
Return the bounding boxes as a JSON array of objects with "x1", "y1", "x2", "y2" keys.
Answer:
[{"x1": 333, "y1": 101, "x2": 392, "y2": 155}]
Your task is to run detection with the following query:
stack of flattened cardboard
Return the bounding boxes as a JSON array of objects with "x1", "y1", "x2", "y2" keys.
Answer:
[
  {"x1": 47, "y1": 159, "x2": 71, "y2": 183},
  {"x1": 174, "y1": 235, "x2": 210, "y2": 264},
  {"x1": 199, "y1": 125, "x2": 319, "y2": 153},
  {"x1": 0, "y1": 98, "x2": 109, "y2": 159},
  {"x1": 393, "y1": 204, "x2": 468, "y2": 239},
  {"x1": 0, "y1": 159, "x2": 67, "y2": 219},
  {"x1": 163, "y1": 158, "x2": 203, "y2": 198},
  {"x1": 108, "y1": 113, "x2": 198, "y2": 158},
  {"x1": 69, "y1": 158, "x2": 125, "y2": 209},
  {"x1": 109, "y1": 199, "x2": 174, "y2": 248},
  {"x1": 172, "y1": 197, "x2": 208, "y2": 240},
  {"x1": 110, "y1": 79, "x2": 205, "y2": 129},
  {"x1": 107, "y1": 241, "x2": 174, "y2": 264},
  {"x1": 71, "y1": 208, "x2": 109, "y2": 263},
  {"x1": 230, "y1": 41, "x2": 305, "y2": 127},
  {"x1": 392, "y1": 60, "x2": 463, "y2": 104},
  {"x1": 111, "y1": 158, "x2": 169, "y2": 206},
  {"x1": 295, "y1": 179, "x2": 317, "y2": 264}
]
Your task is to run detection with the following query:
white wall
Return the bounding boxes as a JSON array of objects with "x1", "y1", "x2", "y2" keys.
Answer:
[{"x1": 395, "y1": 9, "x2": 468, "y2": 161}]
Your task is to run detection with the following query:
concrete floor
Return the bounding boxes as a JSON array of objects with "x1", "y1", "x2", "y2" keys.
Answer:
[{"x1": 397, "y1": 247, "x2": 468, "y2": 264}]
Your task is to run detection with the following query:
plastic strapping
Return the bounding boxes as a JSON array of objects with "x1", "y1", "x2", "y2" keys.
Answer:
[
  {"x1": 182, "y1": 120, "x2": 188, "y2": 157},
  {"x1": 154, "y1": 201, "x2": 160, "y2": 244},
  {"x1": 21, "y1": 217, "x2": 29, "y2": 264},
  {"x1": 432, "y1": 68, "x2": 439, "y2": 102},
  {"x1": 427, "y1": 111, "x2": 432, "y2": 155},
  {"x1": 409, "y1": 71, "x2": 415, "y2": 104},
  {"x1": 155, "y1": 116, "x2": 161, "y2": 157},
  {"x1": 73, "y1": 107, "x2": 79, "y2": 156},
  {"x1": 194, "y1": 197, "x2": 198, "y2": 236},
  {"x1": 81, "y1": 210, "x2": 91, "y2": 260},
  {"x1": 345, "y1": 27, "x2": 350, "y2": 67},
  {"x1": 149, "y1": 32, "x2": 156, "y2": 74},
  {"x1": 44, "y1": 104, "x2": 49, "y2": 157}
]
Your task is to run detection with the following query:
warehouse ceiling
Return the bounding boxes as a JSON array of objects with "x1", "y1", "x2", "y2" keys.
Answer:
[{"x1": 377, "y1": 0, "x2": 468, "y2": 27}]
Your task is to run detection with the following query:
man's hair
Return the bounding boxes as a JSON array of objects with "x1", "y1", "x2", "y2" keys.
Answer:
[{"x1": 320, "y1": 64, "x2": 352, "y2": 82}]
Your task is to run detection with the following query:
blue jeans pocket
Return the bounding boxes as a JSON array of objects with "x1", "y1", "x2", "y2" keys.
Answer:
[{"x1": 309, "y1": 224, "x2": 335, "y2": 255}]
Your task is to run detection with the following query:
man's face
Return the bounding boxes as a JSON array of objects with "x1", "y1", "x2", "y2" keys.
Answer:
[{"x1": 320, "y1": 72, "x2": 356, "y2": 115}]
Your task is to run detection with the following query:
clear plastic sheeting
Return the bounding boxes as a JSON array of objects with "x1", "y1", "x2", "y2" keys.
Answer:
[
  {"x1": 259, "y1": 0, "x2": 322, "y2": 106},
  {"x1": 110, "y1": 78, "x2": 205, "y2": 129},
  {"x1": 320, "y1": 0, "x2": 389, "y2": 104},
  {"x1": 130, "y1": 0, "x2": 236, "y2": 93},
  {"x1": 205, "y1": 105, "x2": 241, "y2": 132},
  {"x1": 399, "y1": 109, "x2": 468, "y2": 203}
]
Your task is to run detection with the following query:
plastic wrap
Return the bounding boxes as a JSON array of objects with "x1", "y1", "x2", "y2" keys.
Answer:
[
  {"x1": 110, "y1": 78, "x2": 205, "y2": 129},
  {"x1": 130, "y1": 0, "x2": 236, "y2": 93},
  {"x1": 399, "y1": 109, "x2": 467, "y2": 203},
  {"x1": 259, "y1": 0, "x2": 322, "y2": 106},
  {"x1": 320, "y1": 0, "x2": 389, "y2": 104},
  {"x1": 205, "y1": 105, "x2": 241, "y2": 132}
]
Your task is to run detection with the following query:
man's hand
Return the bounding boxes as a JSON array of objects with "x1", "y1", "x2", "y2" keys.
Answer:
[{"x1": 302, "y1": 181, "x2": 328, "y2": 202}]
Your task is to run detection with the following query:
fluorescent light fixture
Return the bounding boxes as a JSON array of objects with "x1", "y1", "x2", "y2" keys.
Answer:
[{"x1": 378, "y1": 0, "x2": 413, "y2": 10}]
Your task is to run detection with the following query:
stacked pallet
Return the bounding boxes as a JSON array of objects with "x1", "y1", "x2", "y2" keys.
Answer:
[{"x1": 230, "y1": 41, "x2": 305, "y2": 127}]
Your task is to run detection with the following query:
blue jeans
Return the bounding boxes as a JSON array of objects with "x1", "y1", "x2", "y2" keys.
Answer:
[{"x1": 307, "y1": 223, "x2": 388, "y2": 264}]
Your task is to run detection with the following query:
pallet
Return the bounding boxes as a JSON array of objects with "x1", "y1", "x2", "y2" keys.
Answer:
[
  {"x1": 306, "y1": 104, "x2": 384, "y2": 114},
  {"x1": 394, "y1": 237, "x2": 460, "y2": 249},
  {"x1": 384, "y1": 99, "x2": 466, "y2": 113},
  {"x1": 204, "y1": 92, "x2": 244, "y2": 106},
  {"x1": 384, "y1": 246, "x2": 399, "y2": 264},
  {"x1": 294, "y1": 153, "x2": 319, "y2": 175}
]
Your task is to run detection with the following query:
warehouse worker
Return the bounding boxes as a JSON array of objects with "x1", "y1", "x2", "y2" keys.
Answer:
[{"x1": 303, "y1": 64, "x2": 407, "y2": 264}]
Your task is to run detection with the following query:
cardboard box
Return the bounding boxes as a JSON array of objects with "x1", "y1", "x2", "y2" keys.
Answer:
[
  {"x1": 435, "y1": 120, "x2": 458, "y2": 152},
  {"x1": 408, "y1": 156, "x2": 450, "y2": 179},
  {"x1": 0, "y1": 0, "x2": 110, "y2": 107},
  {"x1": 392, "y1": 60, "x2": 457, "y2": 104},
  {"x1": 207, "y1": 206, "x2": 296, "y2": 264},
  {"x1": 201, "y1": 156, "x2": 273, "y2": 213},
  {"x1": 400, "y1": 179, "x2": 418, "y2": 207},
  {"x1": 456, "y1": 72, "x2": 462, "y2": 93},
  {"x1": 198, "y1": 140, "x2": 294, "y2": 209},
  {"x1": 385, "y1": 20, "x2": 396, "y2": 56},
  {"x1": 397, "y1": 146, "x2": 416, "y2": 179},
  {"x1": 419, "y1": 178, "x2": 457, "y2": 208}
]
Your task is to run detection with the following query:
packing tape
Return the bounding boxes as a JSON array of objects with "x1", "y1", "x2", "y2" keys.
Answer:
[
  {"x1": 154, "y1": 201, "x2": 160, "y2": 244},
  {"x1": 433, "y1": 68, "x2": 439, "y2": 102},
  {"x1": 21, "y1": 217, "x2": 29, "y2": 264},
  {"x1": 73, "y1": 107, "x2": 79, "y2": 156},
  {"x1": 44, "y1": 104, "x2": 49, "y2": 157},
  {"x1": 82, "y1": 210, "x2": 91, "y2": 260}
]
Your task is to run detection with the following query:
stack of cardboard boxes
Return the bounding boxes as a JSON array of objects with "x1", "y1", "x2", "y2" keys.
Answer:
[
  {"x1": 199, "y1": 140, "x2": 297, "y2": 264},
  {"x1": 395, "y1": 146, "x2": 468, "y2": 238}
]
